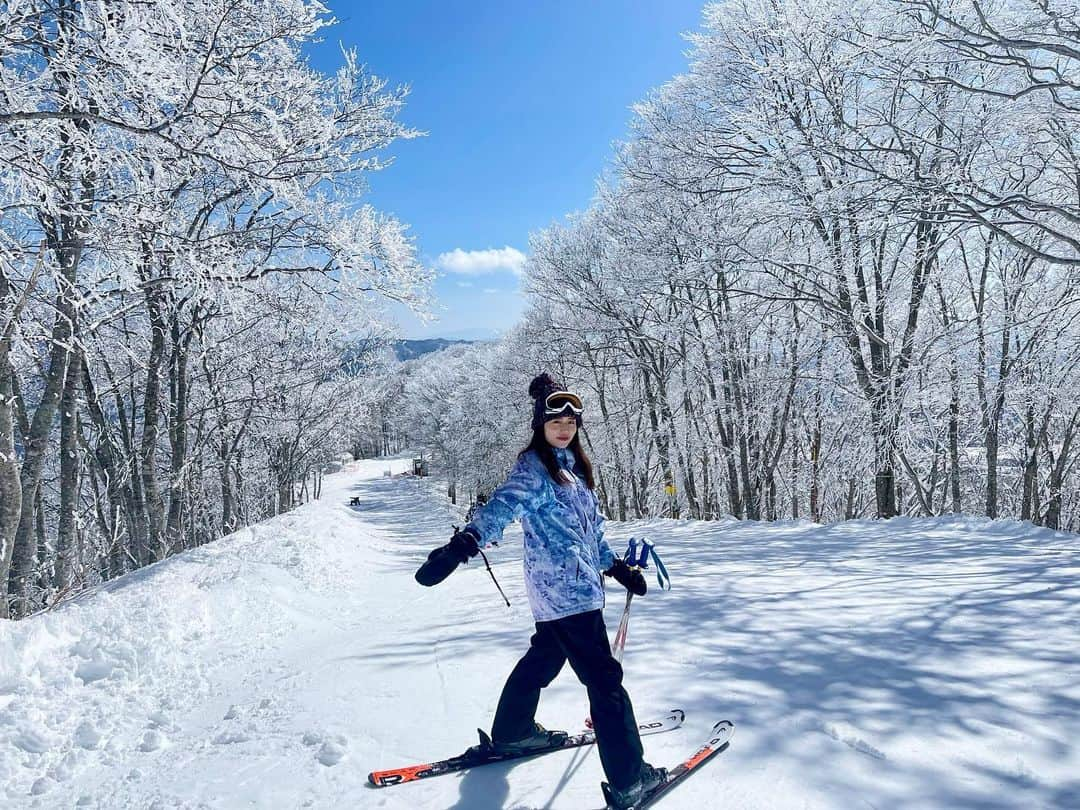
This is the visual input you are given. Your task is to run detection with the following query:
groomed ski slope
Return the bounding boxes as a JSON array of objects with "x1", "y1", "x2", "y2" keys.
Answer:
[{"x1": 1, "y1": 456, "x2": 1078, "y2": 809}]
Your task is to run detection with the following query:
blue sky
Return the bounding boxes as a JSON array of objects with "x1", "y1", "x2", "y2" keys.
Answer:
[{"x1": 305, "y1": 1, "x2": 706, "y2": 340}]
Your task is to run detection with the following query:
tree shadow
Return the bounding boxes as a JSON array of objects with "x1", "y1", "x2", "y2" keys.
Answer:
[{"x1": 351, "y1": 473, "x2": 1080, "y2": 808}]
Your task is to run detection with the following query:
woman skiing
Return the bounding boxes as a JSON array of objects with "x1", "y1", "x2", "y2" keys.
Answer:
[{"x1": 415, "y1": 373, "x2": 664, "y2": 809}]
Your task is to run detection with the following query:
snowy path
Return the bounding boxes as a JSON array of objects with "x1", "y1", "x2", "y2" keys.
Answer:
[{"x1": 2, "y1": 457, "x2": 1079, "y2": 809}]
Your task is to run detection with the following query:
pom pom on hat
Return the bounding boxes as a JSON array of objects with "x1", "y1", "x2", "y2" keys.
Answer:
[{"x1": 528, "y1": 373, "x2": 560, "y2": 401}]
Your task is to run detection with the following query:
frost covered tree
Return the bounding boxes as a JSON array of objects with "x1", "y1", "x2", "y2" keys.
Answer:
[
  {"x1": 902, "y1": 0, "x2": 1080, "y2": 264},
  {"x1": 395, "y1": 0, "x2": 1080, "y2": 531},
  {"x1": 0, "y1": 0, "x2": 429, "y2": 618}
]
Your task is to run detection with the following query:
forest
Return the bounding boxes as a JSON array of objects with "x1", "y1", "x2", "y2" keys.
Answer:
[
  {"x1": 394, "y1": 0, "x2": 1080, "y2": 534},
  {"x1": 4, "y1": 0, "x2": 1080, "y2": 619}
]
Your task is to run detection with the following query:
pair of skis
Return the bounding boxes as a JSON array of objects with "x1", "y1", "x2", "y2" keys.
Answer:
[{"x1": 367, "y1": 710, "x2": 733, "y2": 810}]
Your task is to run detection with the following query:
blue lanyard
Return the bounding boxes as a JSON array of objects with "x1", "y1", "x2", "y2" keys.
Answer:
[{"x1": 623, "y1": 537, "x2": 672, "y2": 590}]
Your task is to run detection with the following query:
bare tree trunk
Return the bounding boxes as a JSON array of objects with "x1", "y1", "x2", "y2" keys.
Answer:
[
  {"x1": 756, "y1": 321, "x2": 799, "y2": 522},
  {"x1": 808, "y1": 344, "x2": 824, "y2": 523},
  {"x1": 220, "y1": 441, "x2": 235, "y2": 534},
  {"x1": 639, "y1": 366, "x2": 677, "y2": 516},
  {"x1": 101, "y1": 349, "x2": 149, "y2": 567},
  {"x1": 141, "y1": 276, "x2": 167, "y2": 560},
  {"x1": 1020, "y1": 402, "x2": 1045, "y2": 522},
  {"x1": 693, "y1": 285, "x2": 742, "y2": 517},
  {"x1": 791, "y1": 427, "x2": 800, "y2": 520},
  {"x1": 625, "y1": 402, "x2": 650, "y2": 517},
  {"x1": 55, "y1": 343, "x2": 82, "y2": 591},
  {"x1": 730, "y1": 365, "x2": 756, "y2": 519},
  {"x1": 585, "y1": 345, "x2": 629, "y2": 521},
  {"x1": 272, "y1": 440, "x2": 295, "y2": 514},
  {"x1": 809, "y1": 418, "x2": 822, "y2": 523},
  {"x1": 1042, "y1": 407, "x2": 1079, "y2": 531},
  {"x1": 947, "y1": 366, "x2": 962, "y2": 514},
  {"x1": 712, "y1": 270, "x2": 759, "y2": 518},
  {"x1": 9, "y1": 257, "x2": 77, "y2": 614},
  {"x1": 871, "y1": 399, "x2": 898, "y2": 519},
  {"x1": 165, "y1": 312, "x2": 192, "y2": 551},
  {"x1": 677, "y1": 338, "x2": 704, "y2": 518},
  {"x1": 34, "y1": 489, "x2": 48, "y2": 597},
  {"x1": 932, "y1": 282, "x2": 963, "y2": 514},
  {"x1": 0, "y1": 364, "x2": 20, "y2": 618},
  {"x1": 83, "y1": 356, "x2": 137, "y2": 578},
  {"x1": 276, "y1": 477, "x2": 292, "y2": 514},
  {"x1": 661, "y1": 382, "x2": 697, "y2": 519},
  {"x1": 233, "y1": 453, "x2": 247, "y2": 527},
  {"x1": 0, "y1": 255, "x2": 40, "y2": 617}
]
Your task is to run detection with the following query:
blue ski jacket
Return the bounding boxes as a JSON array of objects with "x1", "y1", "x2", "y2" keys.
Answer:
[{"x1": 466, "y1": 447, "x2": 616, "y2": 622}]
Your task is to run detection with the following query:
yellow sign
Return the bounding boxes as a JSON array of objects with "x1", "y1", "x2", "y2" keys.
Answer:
[{"x1": 664, "y1": 484, "x2": 676, "y2": 497}]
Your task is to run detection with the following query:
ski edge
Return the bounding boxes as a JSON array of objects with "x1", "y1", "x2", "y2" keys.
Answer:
[{"x1": 366, "y1": 708, "x2": 686, "y2": 789}]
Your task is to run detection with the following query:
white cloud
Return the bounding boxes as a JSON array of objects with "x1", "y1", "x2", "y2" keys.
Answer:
[
  {"x1": 482, "y1": 288, "x2": 498, "y2": 294},
  {"x1": 437, "y1": 246, "x2": 527, "y2": 276}
]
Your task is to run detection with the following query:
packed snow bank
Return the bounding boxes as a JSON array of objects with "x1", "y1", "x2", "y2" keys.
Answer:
[{"x1": 1, "y1": 458, "x2": 1078, "y2": 809}]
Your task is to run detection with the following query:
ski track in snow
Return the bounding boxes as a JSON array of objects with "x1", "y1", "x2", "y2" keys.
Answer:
[{"x1": 1, "y1": 456, "x2": 1079, "y2": 809}]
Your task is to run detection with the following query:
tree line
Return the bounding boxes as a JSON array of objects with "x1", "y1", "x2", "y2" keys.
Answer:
[
  {"x1": 398, "y1": 0, "x2": 1080, "y2": 535},
  {"x1": 0, "y1": 1, "x2": 427, "y2": 618}
]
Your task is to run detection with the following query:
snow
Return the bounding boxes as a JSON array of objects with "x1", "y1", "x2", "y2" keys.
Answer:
[{"x1": 1, "y1": 457, "x2": 1078, "y2": 809}]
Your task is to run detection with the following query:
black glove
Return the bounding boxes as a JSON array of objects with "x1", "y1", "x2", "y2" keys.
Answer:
[
  {"x1": 415, "y1": 528, "x2": 480, "y2": 587},
  {"x1": 605, "y1": 558, "x2": 647, "y2": 596}
]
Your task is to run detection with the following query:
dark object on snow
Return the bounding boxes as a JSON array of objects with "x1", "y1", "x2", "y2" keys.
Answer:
[
  {"x1": 605, "y1": 559, "x2": 647, "y2": 597},
  {"x1": 414, "y1": 528, "x2": 479, "y2": 586},
  {"x1": 349, "y1": 496, "x2": 361, "y2": 506}
]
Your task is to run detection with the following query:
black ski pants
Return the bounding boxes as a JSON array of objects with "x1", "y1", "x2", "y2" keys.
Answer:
[{"x1": 491, "y1": 608, "x2": 644, "y2": 791}]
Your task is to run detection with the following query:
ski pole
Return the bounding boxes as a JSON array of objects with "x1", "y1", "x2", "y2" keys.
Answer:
[
  {"x1": 611, "y1": 589, "x2": 633, "y2": 664},
  {"x1": 612, "y1": 536, "x2": 651, "y2": 660},
  {"x1": 611, "y1": 537, "x2": 651, "y2": 662},
  {"x1": 453, "y1": 524, "x2": 511, "y2": 608},
  {"x1": 477, "y1": 547, "x2": 510, "y2": 608},
  {"x1": 587, "y1": 538, "x2": 646, "y2": 728}
]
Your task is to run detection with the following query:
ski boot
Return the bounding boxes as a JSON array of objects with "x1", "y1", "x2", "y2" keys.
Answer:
[
  {"x1": 604, "y1": 761, "x2": 668, "y2": 809},
  {"x1": 486, "y1": 722, "x2": 568, "y2": 755}
]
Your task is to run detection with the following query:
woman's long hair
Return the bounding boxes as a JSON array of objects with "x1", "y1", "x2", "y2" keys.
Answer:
[{"x1": 519, "y1": 428, "x2": 595, "y2": 489}]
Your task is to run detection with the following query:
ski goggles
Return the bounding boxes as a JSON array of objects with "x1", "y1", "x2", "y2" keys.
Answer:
[{"x1": 544, "y1": 391, "x2": 584, "y2": 417}]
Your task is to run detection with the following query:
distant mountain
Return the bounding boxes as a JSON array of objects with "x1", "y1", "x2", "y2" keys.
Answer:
[
  {"x1": 393, "y1": 338, "x2": 486, "y2": 361},
  {"x1": 405, "y1": 326, "x2": 504, "y2": 342},
  {"x1": 340, "y1": 337, "x2": 493, "y2": 371}
]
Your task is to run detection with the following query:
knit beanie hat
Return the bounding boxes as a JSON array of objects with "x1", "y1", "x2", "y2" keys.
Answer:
[{"x1": 529, "y1": 373, "x2": 584, "y2": 430}]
